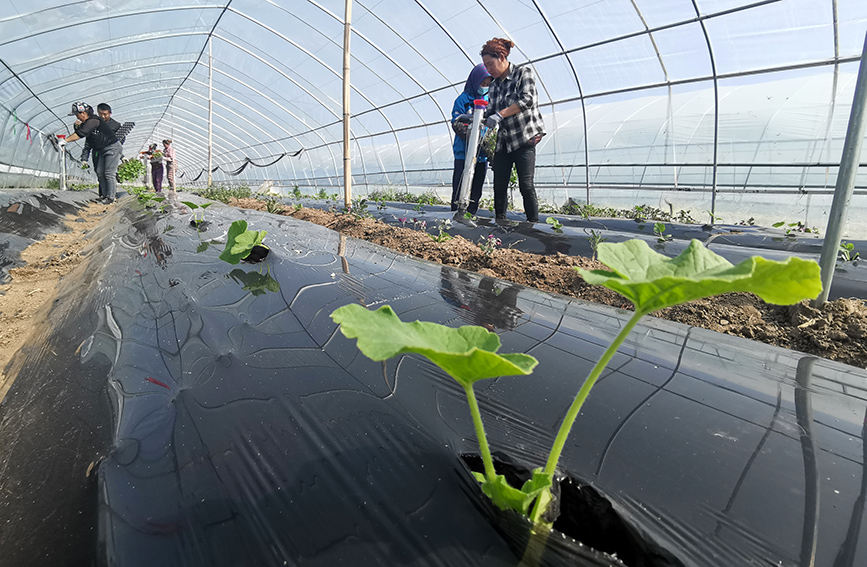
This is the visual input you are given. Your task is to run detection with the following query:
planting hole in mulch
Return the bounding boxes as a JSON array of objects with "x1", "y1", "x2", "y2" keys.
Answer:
[
  {"x1": 242, "y1": 244, "x2": 269, "y2": 263},
  {"x1": 461, "y1": 454, "x2": 684, "y2": 567}
]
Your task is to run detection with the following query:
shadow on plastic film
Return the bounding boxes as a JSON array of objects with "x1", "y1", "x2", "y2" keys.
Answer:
[{"x1": 439, "y1": 266, "x2": 522, "y2": 331}]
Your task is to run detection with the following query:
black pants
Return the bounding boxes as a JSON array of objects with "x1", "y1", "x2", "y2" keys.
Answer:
[
  {"x1": 492, "y1": 144, "x2": 539, "y2": 222},
  {"x1": 451, "y1": 159, "x2": 486, "y2": 215}
]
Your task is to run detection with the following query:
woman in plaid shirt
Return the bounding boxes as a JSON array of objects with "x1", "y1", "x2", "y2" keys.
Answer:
[{"x1": 481, "y1": 38, "x2": 545, "y2": 223}]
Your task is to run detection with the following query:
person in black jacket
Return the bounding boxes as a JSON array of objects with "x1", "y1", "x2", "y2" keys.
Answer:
[
  {"x1": 80, "y1": 103, "x2": 123, "y2": 174},
  {"x1": 59, "y1": 102, "x2": 122, "y2": 203}
]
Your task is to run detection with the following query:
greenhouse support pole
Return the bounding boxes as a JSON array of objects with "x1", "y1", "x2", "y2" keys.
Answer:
[
  {"x1": 207, "y1": 37, "x2": 213, "y2": 188},
  {"x1": 814, "y1": 31, "x2": 867, "y2": 307},
  {"x1": 342, "y1": 0, "x2": 352, "y2": 209}
]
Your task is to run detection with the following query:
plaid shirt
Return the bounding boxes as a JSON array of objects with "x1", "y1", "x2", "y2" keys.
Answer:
[{"x1": 486, "y1": 63, "x2": 545, "y2": 154}]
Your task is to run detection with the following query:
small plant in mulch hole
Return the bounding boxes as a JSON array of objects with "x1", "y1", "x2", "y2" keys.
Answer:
[
  {"x1": 653, "y1": 222, "x2": 672, "y2": 243},
  {"x1": 839, "y1": 241, "x2": 861, "y2": 264},
  {"x1": 135, "y1": 191, "x2": 166, "y2": 211},
  {"x1": 181, "y1": 200, "x2": 213, "y2": 229},
  {"x1": 331, "y1": 239, "x2": 822, "y2": 564},
  {"x1": 545, "y1": 216, "x2": 563, "y2": 233},
  {"x1": 219, "y1": 219, "x2": 269, "y2": 264}
]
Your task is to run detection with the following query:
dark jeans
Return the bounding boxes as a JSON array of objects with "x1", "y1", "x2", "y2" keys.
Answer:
[
  {"x1": 97, "y1": 141, "x2": 122, "y2": 201},
  {"x1": 151, "y1": 162, "x2": 164, "y2": 192},
  {"x1": 451, "y1": 159, "x2": 486, "y2": 215},
  {"x1": 492, "y1": 144, "x2": 539, "y2": 222}
]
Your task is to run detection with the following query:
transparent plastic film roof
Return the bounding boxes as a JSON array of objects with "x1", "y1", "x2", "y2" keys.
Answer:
[{"x1": 1, "y1": 0, "x2": 866, "y2": 203}]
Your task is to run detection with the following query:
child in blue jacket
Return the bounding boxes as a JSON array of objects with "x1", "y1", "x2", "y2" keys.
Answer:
[{"x1": 451, "y1": 64, "x2": 491, "y2": 215}]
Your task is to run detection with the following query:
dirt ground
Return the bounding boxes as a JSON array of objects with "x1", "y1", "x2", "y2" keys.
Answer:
[
  {"x1": 231, "y1": 198, "x2": 867, "y2": 369},
  {"x1": 0, "y1": 202, "x2": 109, "y2": 401}
]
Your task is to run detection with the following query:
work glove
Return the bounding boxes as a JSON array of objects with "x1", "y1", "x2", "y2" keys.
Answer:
[
  {"x1": 57, "y1": 138, "x2": 67, "y2": 148},
  {"x1": 485, "y1": 112, "x2": 503, "y2": 129}
]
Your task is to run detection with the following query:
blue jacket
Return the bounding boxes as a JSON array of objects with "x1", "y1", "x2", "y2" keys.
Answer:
[{"x1": 452, "y1": 64, "x2": 491, "y2": 161}]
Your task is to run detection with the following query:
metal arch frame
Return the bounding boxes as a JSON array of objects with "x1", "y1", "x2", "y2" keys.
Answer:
[
  {"x1": 529, "y1": 0, "x2": 588, "y2": 203},
  {"x1": 0, "y1": 59, "x2": 68, "y2": 130},
  {"x1": 0, "y1": 4, "x2": 227, "y2": 48},
  {"x1": 411, "y1": 0, "x2": 474, "y2": 63},
  {"x1": 741, "y1": 80, "x2": 818, "y2": 190},
  {"x1": 3, "y1": 59, "x2": 195, "y2": 117},
  {"x1": 186, "y1": 70, "x2": 304, "y2": 183},
  {"x1": 141, "y1": 1, "x2": 235, "y2": 158},
  {"x1": 184, "y1": 74, "x2": 298, "y2": 162},
  {"x1": 20, "y1": 73, "x2": 193, "y2": 131},
  {"x1": 181, "y1": 77, "x2": 295, "y2": 163},
  {"x1": 639, "y1": 90, "x2": 709, "y2": 188},
  {"x1": 1, "y1": 0, "x2": 864, "y2": 196},
  {"x1": 510, "y1": 0, "x2": 786, "y2": 73},
  {"x1": 10, "y1": 31, "x2": 210, "y2": 76},
  {"x1": 808, "y1": 0, "x2": 843, "y2": 192},
  {"x1": 205, "y1": 33, "x2": 343, "y2": 175},
  {"x1": 182, "y1": 69, "x2": 308, "y2": 184},
  {"x1": 125, "y1": 101, "x2": 241, "y2": 156},
  {"x1": 207, "y1": 31, "x2": 368, "y2": 187},
  {"x1": 301, "y1": 0, "x2": 455, "y2": 186},
  {"x1": 2, "y1": 29, "x2": 214, "y2": 144},
  {"x1": 214, "y1": 34, "x2": 387, "y2": 187},
  {"x1": 627, "y1": 0, "x2": 679, "y2": 192},
  {"x1": 148, "y1": 114, "x2": 244, "y2": 175},
  {"x1": 34, "y1": 59, "x2": 198, "y2": 99},
  {"x1": 690, "y1": 0, "x2": 720, "y2": 217},
  {"x1": 355, "y1": 0, "x2": 460, "y2": 86},
  {"x1": 169, "y1": 92, "x2": 276, "y2": 164},
  {"x1": 222, "y1": 6, "x2": 410, "y2": 189},
  {"x1": 192, "y1": 33, "x2": 373, "y2": 186}
]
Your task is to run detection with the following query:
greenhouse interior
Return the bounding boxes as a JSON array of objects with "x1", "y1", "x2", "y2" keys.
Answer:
[{"x1": 2, "y1": 1, "x2": 867, "y2": 566}]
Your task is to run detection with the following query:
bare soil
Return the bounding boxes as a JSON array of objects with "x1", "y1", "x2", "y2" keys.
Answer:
[
  {"x1": 231, "y1": 197, "x2": 867, "y2": 369},
  {"x1": 0, "y1": 202, "x2": 110, "y2": 401}
]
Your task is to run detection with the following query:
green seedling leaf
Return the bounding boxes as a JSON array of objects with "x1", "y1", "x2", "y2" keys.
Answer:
[
  {"x1": 181, "y1": 201, "x2": 200, "y2": 210},
  {"x1": 471, "y1": 469, "x2": 553, "y2": 515},
  {"x1": 576, "y1": 239, "x2": 821, "y2": 315},
  {"x1": 220, "y1": 219, "x2": 249, "y2": 264},
  {"x1": 196, "y1": 241, "x2": 210, "y2": 253},
  {"x1": 219, "y1": 220, "x2": 268, "y2": 264},
  {"x1": 233, "y1": 228, "x2": 267, "y2": 252},
  {"x1": 200, "y1": 203, "x2": 213, "y2": 209},
  {"x1": 330, "y1": 304, "x2": 537, "y2": 387}
]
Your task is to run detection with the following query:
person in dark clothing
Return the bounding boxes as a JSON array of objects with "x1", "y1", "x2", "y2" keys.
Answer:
[
  {"x1": 80, "y1": 103, "x2": 122, "y2": 170},
  {"x1": 481, "y1": 38, "x2": 546, "y2": 223},
  {"x1": 450, "y1": 64, "x2": 491, "y2": 215},
  {"x1": 59, "y1": 102, "x2": 122, "y2": 203},
  {"x1": 141, "y1": 144, "x2": 164, "y2": 192}
]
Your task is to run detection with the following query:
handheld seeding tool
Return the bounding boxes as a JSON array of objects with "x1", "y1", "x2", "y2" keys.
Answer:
[
  {"x1": 453, "y1": 98, "x2": 489, "y2": 228},
  {"x1": 56, "y1": 135, "x2": 68, "y2": 190}
]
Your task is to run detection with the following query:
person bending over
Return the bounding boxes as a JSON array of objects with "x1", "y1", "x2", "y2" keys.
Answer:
[{"x1": 60, "y1": 101, "x2": 122, "y2": 203}]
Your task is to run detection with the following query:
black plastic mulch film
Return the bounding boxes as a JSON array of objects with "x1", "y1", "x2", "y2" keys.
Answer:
[{"x1": 0, "y1": 191, "x2": 866, "y2": 567}]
